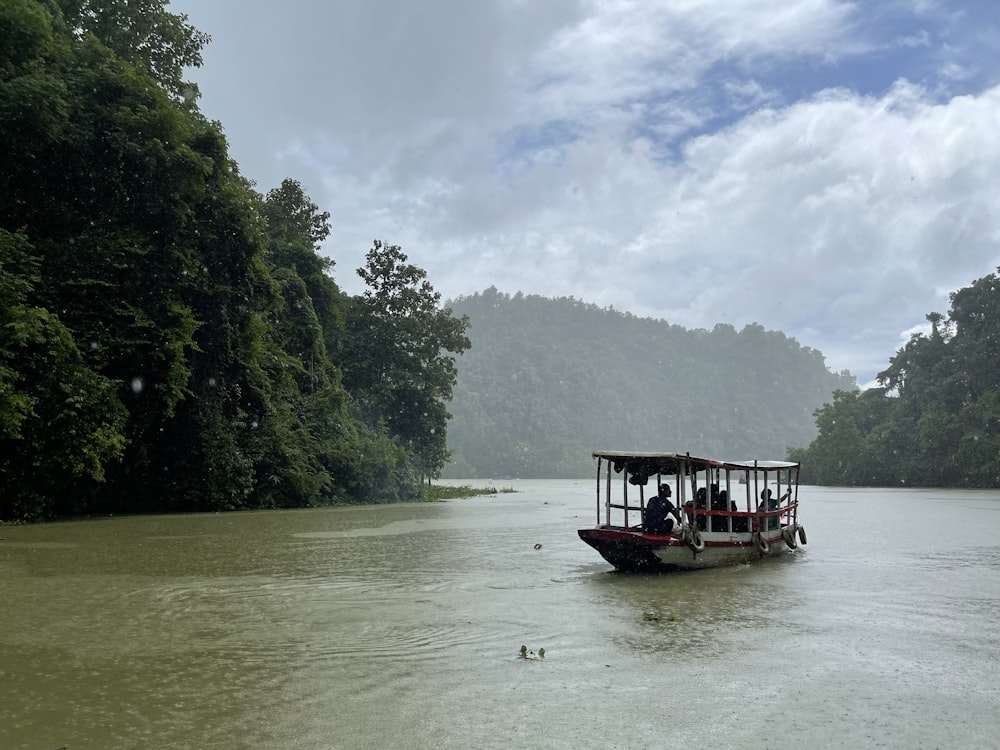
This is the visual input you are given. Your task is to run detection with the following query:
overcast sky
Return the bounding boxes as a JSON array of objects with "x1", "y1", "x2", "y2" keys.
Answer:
[{"x1": 169, "y1": 0, "x2": 1000, "y2": 385}]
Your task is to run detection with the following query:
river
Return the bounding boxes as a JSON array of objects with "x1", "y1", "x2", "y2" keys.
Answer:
[{"x1": 1, "y1": 481, "x2": 998, "y2": 749}]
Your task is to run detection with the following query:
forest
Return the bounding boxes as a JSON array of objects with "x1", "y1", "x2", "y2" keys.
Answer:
[
  {"x1": 789, "y1": 269, "x2": 1000, "y2": 487},
  {"x1": 0, "y1": 0, "x2": 470, "y2": 520},
  {"x1": 441, "y1": 288, "x2": 856, "y2": 478}
]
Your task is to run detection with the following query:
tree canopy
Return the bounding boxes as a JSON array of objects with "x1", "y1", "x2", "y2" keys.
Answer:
[
  {"x1": 341, "y1": 241, "x2": 470, "y2": 481},
  {"x1": 0, "y1": 0, "x2": 466, "y2": 519},
  {"x1": 52, "y1": 0, "x2": 209, "y2": 101},
  {"x1": 789, "y1": 269, "x2": 1000, "y2": 487}
]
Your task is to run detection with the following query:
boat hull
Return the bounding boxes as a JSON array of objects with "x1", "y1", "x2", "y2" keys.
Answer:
[{"x1": 578, "y1": 526, "x2": 790, "y2": 572}]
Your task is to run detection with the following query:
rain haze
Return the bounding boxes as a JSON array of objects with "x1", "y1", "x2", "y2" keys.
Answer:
[{"x1": 170, "y1": 0, "x2": 1000, "y2": 385}]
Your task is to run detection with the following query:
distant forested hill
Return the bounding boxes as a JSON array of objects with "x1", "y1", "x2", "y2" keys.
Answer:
[{"x1": 442, "y1": 288, "x2": 856, "y2": 478}]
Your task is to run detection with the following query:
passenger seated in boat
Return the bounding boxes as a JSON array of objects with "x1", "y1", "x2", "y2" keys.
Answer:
[
  {"x1": 693, "y1": 487, "x2": 708, "y2": 530},
  {"x1": 758, "y1": 489, "x2": 780, "y2": 530},
  {"x1": 711, "y1": 488, "x2": 729, "y2": 531},
  {"x1": 731, "y1": 500, "x2": 748, "y2": 532},
  {"x1": 644, "y1": 484, "x2": 680, "y2": 534}
]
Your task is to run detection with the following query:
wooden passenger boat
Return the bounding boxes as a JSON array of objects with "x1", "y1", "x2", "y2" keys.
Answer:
[{"x1": 578, "y1": 451, "x2": 807, "y2": 572}]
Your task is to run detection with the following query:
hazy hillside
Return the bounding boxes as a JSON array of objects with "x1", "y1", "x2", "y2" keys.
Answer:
[{"x1": 442, "y1": 288, "x2": 856, "y2": 478}]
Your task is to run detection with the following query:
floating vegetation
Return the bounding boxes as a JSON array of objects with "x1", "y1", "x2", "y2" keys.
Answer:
[
  {"x1": 519, "y1": 644, "x2": 545, "y2": 660},
  {"x1": 643, "y1": 611, "x2": 677, "y2": 622},
  {"x1": 420, "y1": 484, "x2": 511, "y2": 501}
]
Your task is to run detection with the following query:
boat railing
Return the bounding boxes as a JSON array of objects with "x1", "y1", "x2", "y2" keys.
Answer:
[
  {"x1": 606, "y1": 500, "x2": 798, "y2": 534},
  {"x1": 685, "y1": 501, "x2": 798, "y2": 518},
  {"x1": 684, "y1": 501, "x2": 799, "y2": 534},
  {"x1": 594, "y1": 453, "x2": 800, "y2": 532}
]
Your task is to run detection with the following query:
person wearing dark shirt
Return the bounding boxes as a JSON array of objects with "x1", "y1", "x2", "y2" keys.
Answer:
[
  {"x1": 693, "y1": 486, "x2": 708, "y2": 530},
  {"x1": 758, "y1": 488, "x2": 784, "y2": 530},
  {"x1": 710, "y1": 486, "x2": 728, "y2": 531},
  {"x1": 645, "y1": 484, "x2": 680, "y2": 534}
]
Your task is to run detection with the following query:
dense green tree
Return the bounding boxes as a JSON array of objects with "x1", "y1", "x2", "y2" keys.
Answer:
[
  {"x1": 0, "y1": 229, "x2": 127, "y2": 519},
  {"x1": 3, "y1": 3, "x2": 207, "y2": 409},
  {"x1": 0, "y1": 230, "x2": 40, "y2": 438},
  {"x1": 0, "y1": 0, "x2": 440, "y2": 519},
  {"x1": 261, "y1": 179, "x2": 345, "y2": 354},
  {"x1": 954, "y1": 391, "x2": 1000, "y2": 486},
  {"x1": 262, "y1": 179, "x2": 332, "y2": 252},
  {"x1": 792, "y1": 268, "x2": 1000, "y2": 487},
  {"x1": 0, "y1": 0, "x2": 259, "y2": 512},
  {"x1": 51, "y1": 0, "x2": 209, "y2": 101},
  {"x1": 788, "y1": 388, "x2": 900, "y2": 485},
  {"x1": 260, "y1": 186, "x2": 416, "y2": 503},
  {"x1": 342, "y1": 241, "x2": 471, "y2": 481}
]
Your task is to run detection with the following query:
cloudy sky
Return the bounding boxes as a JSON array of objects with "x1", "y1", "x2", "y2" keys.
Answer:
[{"x1": 170, "y1": 0, "x2": 1000, "y2": 385}]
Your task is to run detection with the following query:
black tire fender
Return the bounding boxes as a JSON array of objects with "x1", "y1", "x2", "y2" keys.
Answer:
[
  {"x1": 755, "y1": 533, "x2": 770, "y2": 555},
  {"x1": 782, "y1": 527, "x2": 798, "y2": 549}
]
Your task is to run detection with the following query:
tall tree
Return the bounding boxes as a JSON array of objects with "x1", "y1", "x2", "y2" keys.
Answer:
[
  {"x1": 261, "y1": 179, "x2": 345, "y2": 350},
  {"x1": 259, "y1": 183, "x2": 415, "y2": 503},
  {"x1": 342, "y1": 241, "x2": 470, "y2": 480}
]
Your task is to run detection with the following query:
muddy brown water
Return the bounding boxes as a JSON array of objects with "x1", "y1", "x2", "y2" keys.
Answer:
[{"x1": 2, "y1": 480, "x2": 999, "y2": 749}]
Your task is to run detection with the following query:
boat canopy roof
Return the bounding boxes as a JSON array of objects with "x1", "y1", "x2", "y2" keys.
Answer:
[{"x1": 592, "y1": 451, "x2": 799, "y2": 475}]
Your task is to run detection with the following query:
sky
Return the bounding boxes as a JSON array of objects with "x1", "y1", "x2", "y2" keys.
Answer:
[{"x1": 169, "y1": 0, "x2": 1000, "y2": 385}]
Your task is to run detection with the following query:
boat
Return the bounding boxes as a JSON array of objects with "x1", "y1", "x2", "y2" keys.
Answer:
[{"x1": 578, "y1": 451, "x2": 807, "y2": 572}]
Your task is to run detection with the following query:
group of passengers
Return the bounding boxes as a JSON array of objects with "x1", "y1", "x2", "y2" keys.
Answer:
[{"x1": 643, "y1": 482, "x2": 786, "y2": 534}]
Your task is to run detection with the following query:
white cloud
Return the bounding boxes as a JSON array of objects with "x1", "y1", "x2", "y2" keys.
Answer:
[
  {"x1": 941, "y1": 61, "x2": 972, "y2": 80},
  {"x1": 896, "y1": 30, "x2": 931, "y2": 48},
  {"x1": 172, "y1": 0, "x2": 1000, "y2": 383},
  {"x1": 359, "y1": 80, "x2": 1000, "y2": 383}
]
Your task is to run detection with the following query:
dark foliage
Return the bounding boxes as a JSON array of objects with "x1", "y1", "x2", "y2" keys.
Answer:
[
  {"x1": 789, "y1": 270, "x2": 1000, "y2": 487},
  {"x1": 340, "y1": 241, "x2": 470, "y2": 481},
  {"x1": 0, "y1": 1, "x2": 463, "y2": 519}
]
